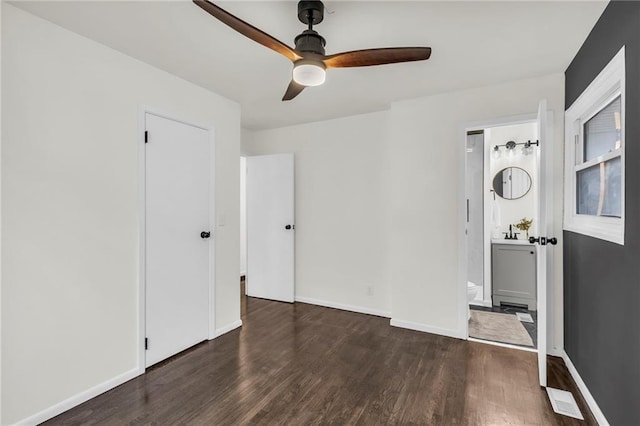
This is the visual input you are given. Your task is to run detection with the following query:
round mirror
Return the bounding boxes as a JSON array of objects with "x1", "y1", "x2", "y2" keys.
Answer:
[{"x1": 492, "y1": 167, "x2": 532, "y2": 200}]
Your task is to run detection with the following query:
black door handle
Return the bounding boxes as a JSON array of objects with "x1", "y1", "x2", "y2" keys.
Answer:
[
  {"x1": 201, "y1": 231, "x2": 211, "y2": 239},
  {"x1": 529, "y1": 236, "x2": 557, "y2": 245},
  {"x1": 285, "y1": 224, "x2": 295, "y2": 230}
]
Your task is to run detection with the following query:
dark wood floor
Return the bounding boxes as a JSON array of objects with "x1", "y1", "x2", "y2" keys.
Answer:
[{"x1": 45, "y1": 285, "x2": 595, "y2": 425}]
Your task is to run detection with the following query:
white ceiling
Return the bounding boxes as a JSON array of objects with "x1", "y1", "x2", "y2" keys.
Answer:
[{"x1": 13, "y1": 1, "x2": 607, "y2": 130}]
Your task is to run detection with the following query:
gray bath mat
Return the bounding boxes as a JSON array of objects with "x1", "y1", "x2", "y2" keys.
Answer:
[{"x1": 469, "y1": 310, "x2": 534, "y2": 347}]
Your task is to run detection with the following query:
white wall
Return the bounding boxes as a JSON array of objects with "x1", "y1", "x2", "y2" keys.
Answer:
[
  {"x1": 487, "y1": 122, "x2": 538, "y2": 238},
  {"x1": 388, "y1": 74, "x2": 565, "y2": 351},
  {"x1": 242, "y1": 112, "x2": 392, "y2": 316},
  {"x1": 1, "y1": 5, "x2": 240, "y2": 424}
]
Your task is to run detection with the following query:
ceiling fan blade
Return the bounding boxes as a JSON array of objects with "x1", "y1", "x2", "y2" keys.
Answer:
[
  {"x1": 193, "y1": 0, "x2": 301, "y2": 62},
  {"x1": 282, "y1": 80, "x2": 305, "y2": 101},
  {"x1": 323, "y1": 47, "x2": 431, "y2": 69}
]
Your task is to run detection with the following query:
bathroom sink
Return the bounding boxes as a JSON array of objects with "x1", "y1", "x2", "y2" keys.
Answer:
[{"x1": 491, "y1": 238, "x2": 533, "y2": 245}]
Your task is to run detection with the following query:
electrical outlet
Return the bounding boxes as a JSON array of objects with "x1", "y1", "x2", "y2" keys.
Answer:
[{"x1": 366, "y1": 285, "x2": 374, "y2": 296}]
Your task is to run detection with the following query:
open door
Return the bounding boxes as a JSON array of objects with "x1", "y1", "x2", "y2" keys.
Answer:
[
  {"x1": 532, "y1": 99, "x2": 556, "y2": 387},
  {"x1": 246, "y1": 153, "x2": 295, "y2": 303}
]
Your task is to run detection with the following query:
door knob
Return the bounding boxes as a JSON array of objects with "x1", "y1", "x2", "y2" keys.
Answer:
[
  {"x1": 285, "y1": 224, "x2": 295, "y2": 230},
  {"x1": 201, "y1": 231, "x2": 211, "y2": 239},
  {"x1": 528, "y1": 236, "x2": 557, "y2": 245}
]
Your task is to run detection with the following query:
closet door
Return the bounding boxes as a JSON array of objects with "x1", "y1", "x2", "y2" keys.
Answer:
[{"x1": 145, "y1": 113, "x2": 211, "y2": 367}]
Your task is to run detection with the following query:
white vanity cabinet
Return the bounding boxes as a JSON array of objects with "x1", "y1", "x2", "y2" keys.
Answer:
[{"x1": 491, "y1": 241, "x2": 537, "y2": 310}]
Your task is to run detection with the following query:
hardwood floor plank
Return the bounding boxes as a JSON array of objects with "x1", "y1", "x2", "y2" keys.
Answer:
[{"x1": 43, "y1": 291, "x2": 596, "y2": 425}]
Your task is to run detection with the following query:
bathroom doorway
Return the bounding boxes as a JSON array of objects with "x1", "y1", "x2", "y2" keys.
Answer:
[{"x1": 465, "y1": 120, "x2": 540, "y2": 351}]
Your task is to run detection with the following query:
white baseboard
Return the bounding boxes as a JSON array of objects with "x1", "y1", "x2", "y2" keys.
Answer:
[
  {"x1": 295, "y1": 296, "x2": 391, "y2": 318},
  {"x1": 213, "y1": 319, "x2": 243, "y2": 338},
  {"x1": 561, "y1": 350, "x2": 609, "y2": 426},
  {"x1": 15, "y1": 367, "x2": 140, "y2": 426},
  {"x1": 390, "y1": 318, "x2": 464, "y2": 340},
  {"x1": 548, "y1": 347, "x2": 563, "y2": 357}
]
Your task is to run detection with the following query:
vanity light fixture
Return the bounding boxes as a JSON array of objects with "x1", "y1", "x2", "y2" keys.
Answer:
[
  {"x1": 492, "y1": 139, "x2": 539, "y2": 158},
  {"x1": 492, "y1": 145, "x2": 502, "y2": 159},
  {"x1": 521, "y1": 139, "x2": 539, "y2": 156}
]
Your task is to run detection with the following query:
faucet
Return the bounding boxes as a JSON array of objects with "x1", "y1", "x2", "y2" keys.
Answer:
[{"x1": 503, "y1": 225, "x2": 520, "y2": 240}]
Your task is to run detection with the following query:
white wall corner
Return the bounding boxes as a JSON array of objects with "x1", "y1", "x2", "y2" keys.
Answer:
[
  {"x1": 14, "y1": 368, "x2": 140, "y2": 426},
  {"x1": 213, "y1": 319, "x2": 243, "y2": 338},
  {"x1": 561, "y1": 351, "x2": 609, "y2": 426},
  {"x1": 390, "y1": 318, "x2": 465, "y2": 340},
  {"x1": 295, "y1": 296, "x2": 391, "y2": 318}
]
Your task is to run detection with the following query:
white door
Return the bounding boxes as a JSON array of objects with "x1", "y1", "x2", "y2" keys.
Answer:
[
  {"x1": 145, "y1": 113, "x2": 211, "y2": 367},
  {"x1": 246, "y1": 154, "x2": 295, "y2": 303},
  {"x1": 534, "y1": 99, "x2": 555, "y2": 387}
]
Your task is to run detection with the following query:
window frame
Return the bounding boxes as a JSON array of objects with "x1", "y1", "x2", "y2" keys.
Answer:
[{"x1": 564, "y1": 46, "x2": 625, "y2": 245}]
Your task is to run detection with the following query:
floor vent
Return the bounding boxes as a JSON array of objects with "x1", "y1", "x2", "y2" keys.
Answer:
[
  {"x1": 546, "y1": 387, "x2": 584, "y2": 420},
  {"x1": 516, "y1": 312, "x2": 534, "y2": 323}
]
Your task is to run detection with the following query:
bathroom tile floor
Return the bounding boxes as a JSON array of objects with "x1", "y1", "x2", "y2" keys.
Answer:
[{"x1": 470, "y1": 304, "x2": 537, "y2": 349}]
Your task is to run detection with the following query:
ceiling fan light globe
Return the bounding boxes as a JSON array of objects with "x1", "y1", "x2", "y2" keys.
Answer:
[{"x1": 293, "y1": 63, "x2": 326, "y2": 87}]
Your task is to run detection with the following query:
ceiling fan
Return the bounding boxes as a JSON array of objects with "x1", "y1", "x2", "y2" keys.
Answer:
[{"x1": 193, "y1": 0, "x2": 432, "y2": 101}]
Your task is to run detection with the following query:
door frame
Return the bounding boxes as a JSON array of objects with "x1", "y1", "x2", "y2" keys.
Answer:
[
  {"x1": 137, "y1": 107, "x2": 216, "y2": 373},
  {"x1": 458, "y1": 110, "x2": 555, "y2": 356}
]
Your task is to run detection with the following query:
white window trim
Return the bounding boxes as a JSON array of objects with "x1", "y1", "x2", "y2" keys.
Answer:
[{"x1": 564, "y1": 46, "x2": 625, "y2": 245}]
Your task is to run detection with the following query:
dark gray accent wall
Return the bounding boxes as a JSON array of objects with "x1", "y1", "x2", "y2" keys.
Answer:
[{"x1": 564, "y1": 1, "x2": 640, "y2": 424}]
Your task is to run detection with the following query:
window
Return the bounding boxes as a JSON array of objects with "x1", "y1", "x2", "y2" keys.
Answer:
[
  {"x1": 564, "y1": 47, "x2": 625, "y2": 245},
  {"x1": 576, "y1": 96, "x2": 622, "y2": 218}
]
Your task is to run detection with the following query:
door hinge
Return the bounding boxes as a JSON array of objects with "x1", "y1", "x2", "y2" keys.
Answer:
[
  {"x1": 466, "y1": 199, "x2": 470, "y2": 223},
  {"x1": 145, "y1": 337, "x2": 148, "y2": 350},
  {"x1": 145, "y1": 131, "x2": 148, "y2": 143}
]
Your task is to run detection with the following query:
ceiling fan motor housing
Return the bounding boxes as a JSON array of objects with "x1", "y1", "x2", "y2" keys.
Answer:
[
  {"x1": 295, "y1": 30, "x2": 326, "y2": 55},
  {"x1": 298, "y1": 0, "x2": 324, "y2": 25}
]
